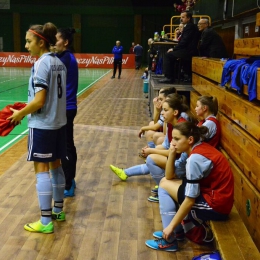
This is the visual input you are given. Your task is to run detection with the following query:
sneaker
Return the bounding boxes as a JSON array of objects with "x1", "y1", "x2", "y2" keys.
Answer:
[
  {"x1": 109, "y1": 165, "x2": 128, "y2": 181},
  {"x1": 151, "y1": 185, "x2": 158, "y2": 194},
  {"x1": 153, "y1": 230, "x2": 185, "y2": 241},
  {"x1": 24, "y1": 220, "x2": 54, "y2": 233},
  {"x1": 145, "y1": 238, "x2": 178, "y2": 251},
  {"x1": 203, "y1": 223, "x2": 214, "y2": 243},
  {"x1": 111, "y1": 76, "x2": 115, "y2": 79},
  {"x1": 52, "y1": 211, "x2": 66, "y2": 222},
  {"x1": 64, "y1": 184, "x2": 75, "y2": 198},
  {"x1": 147, "y1": 195, "x2": 159, "y2": 203}
]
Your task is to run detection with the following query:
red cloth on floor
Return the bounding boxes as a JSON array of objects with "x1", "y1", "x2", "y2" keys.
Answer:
[{"x1": 0, "y1": 102, "x2": 27, "y2": 136}]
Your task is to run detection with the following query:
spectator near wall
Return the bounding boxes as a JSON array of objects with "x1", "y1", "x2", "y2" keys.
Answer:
[
  {"x1": 159, "y1": 11, "x2": 200, "y2": 84},
  {"x1": 197, "y1": 18, "x2": 228, "y2": 58},
  {"x1": 133, "y1": 44, "x2": 143, "y2": 70}
]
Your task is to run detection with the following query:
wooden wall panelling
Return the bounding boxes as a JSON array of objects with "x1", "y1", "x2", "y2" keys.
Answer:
[
  {"x1": 72, "y1": 14, "x2": 81, "y2": 53},
  {"x1": 218, "y1": 113, "x2": 260, "y2": 192},
  {"x1": 242, "y1": 22, "x2": 260, "y2": 38},
  {"x1": 13, "y1": 13, "x2": 21, "y2": 52},
  {"x1": 192, "y1": 57, "x2": 225, "y2": 84},
  {"x1": 189, "y1": 90, "x2": 201, "y2": 119},
  {"x1": 256, "y1": 12, "x2": 260, "y2": 26},
  {"x1": 221, "y1": 149, "x2": 260, "y2": 251},
  {"x1": 214, "y1": 26, "x2": 235, "y2": 59},
  {"x1": 234, "y1": 38, "x2": 260, "y2": 56},
  {"x1": 192, "y1": 72, "x2": 260, "y2": 141},
  {"x1": 190, "y1": 90, "x2": 200, "y2": 111}
]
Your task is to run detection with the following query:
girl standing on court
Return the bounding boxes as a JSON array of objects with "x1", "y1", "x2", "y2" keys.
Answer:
[
  {"x1": 8, "y1": 22, "x2": 67, "y2": 233},
  {"x1": 55, "y1": 27, "x2": 78, "y2": 197},
  {"x1": 145, "y1": 122, "x2": 234, "y2": 251}
]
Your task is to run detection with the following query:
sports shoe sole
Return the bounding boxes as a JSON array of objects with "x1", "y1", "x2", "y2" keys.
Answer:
[
  {"x1": 147, "y1": 196, "x2": 159, "y2": 203},
  {"x1": 24, "y1": 221, "x2": 54, "y2": 233}
]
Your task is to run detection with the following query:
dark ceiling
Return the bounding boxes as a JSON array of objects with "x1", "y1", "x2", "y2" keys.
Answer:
[{"x1": 130, "y1": 0, "x2": 175, "y2": 7}]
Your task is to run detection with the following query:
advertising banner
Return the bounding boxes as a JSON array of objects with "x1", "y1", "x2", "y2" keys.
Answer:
[{"x1": 0, "y1": 52, "x2": 135, "y2": 68}]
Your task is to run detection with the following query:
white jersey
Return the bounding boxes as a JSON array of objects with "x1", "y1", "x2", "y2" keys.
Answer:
[{"x1": 27, "y1": 52, "x2": 67, "y2": 130}]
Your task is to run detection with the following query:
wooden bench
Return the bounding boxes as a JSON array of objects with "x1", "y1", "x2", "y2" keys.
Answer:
[
  {"x1": 210, "y1": 206, "x2": 259, "y2": 260},
  {"x1": 192, "y1": 56, "x2": 260, "y2": 101},
  {"x1": 191, "y1": 56, "x2": 260, "y2": 259}
]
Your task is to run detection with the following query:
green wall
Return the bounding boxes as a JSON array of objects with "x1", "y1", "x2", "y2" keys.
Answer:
[
  {"x1": 194, "y1": 0, "x2": 259, "y2": 22},
  {"x1": 0, "y1": 0, "x2": 175, "y2": 54},
  {"x1": 0, "y1": 13, "x2": 13, "y2": 51},
  {"x1": 0, "y1": 1, "x2": 258, "y2": 53}
]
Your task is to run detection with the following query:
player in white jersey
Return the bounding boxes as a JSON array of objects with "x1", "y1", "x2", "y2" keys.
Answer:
[{"x1": 8, "y1": 22, "x2": 67, "y2": 233}]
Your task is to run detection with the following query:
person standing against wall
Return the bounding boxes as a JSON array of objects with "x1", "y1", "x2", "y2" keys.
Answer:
[
  {"x1": 134, "y1": 43, "x2": 143, "y2": 70},
  {"x1": 55, "y1": 27, "x2": 78, "y2": 198},
  {"x1": 129, "y1": 42, "x2": 135, "y2": 54},
  {"x1": 197, "y1": 18, "x2": 228, "y2": 58},
  {"x1": 111, "y1": 40, "x2": 123, "y2": 79}
]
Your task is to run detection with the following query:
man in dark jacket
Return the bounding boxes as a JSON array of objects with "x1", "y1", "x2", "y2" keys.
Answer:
[
  {"x1": 198, "y1": 18, "x2": 228, "y2": 58},
  {"x1": 133, "y1": 43, "x2": 143, "y2": 69},
  {"x1": 159, "y1": 11, "x2": 200, "y2": 83}
]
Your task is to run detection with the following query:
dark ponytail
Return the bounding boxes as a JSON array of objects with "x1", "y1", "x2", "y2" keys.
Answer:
[
  {"x1": 57, "y1": 27, "x2": 76, "y2": 52},
  {"x1": 174, "y1": 121, "x2": 209, "y2": 144},
  {"x1": 198, "y1": 96, "x2": 218, "y2": 116}
]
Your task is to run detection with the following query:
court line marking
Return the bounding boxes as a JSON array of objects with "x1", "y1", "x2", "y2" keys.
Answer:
[
  {"x1": 0, "y1": 129, "x2": 29, "y2": 152},
  {"x1": 0, "y1": 78, "x2": 17, "y2": 83},
  {"x1": 0, "y1": 100, "x2": 27, "y2": 102},
  {"x1": 77, "y1": 69, "x2": 111, "y2": 96},
  {"x1": 0, "y1": 69, "x2": 112, "y2": 153}
]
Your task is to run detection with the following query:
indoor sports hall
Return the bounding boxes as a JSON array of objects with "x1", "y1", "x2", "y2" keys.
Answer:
[
  {"x1": 0, "y1": 68, "x2": 213, "y2": 259},
  {"x1": 1, "y1": 1, "x2": 260, "y2": 259}
]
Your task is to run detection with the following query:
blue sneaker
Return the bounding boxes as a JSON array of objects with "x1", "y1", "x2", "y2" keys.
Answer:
[
  {"x1": 145, "y1": 238, "x2": 178, "y2": 251},
  {"x1": 153, "y1": 230, "x2": 185, "y2": 241},
  {"x1": 64, "y1": 184, "x2": 75, "y2": 198}
]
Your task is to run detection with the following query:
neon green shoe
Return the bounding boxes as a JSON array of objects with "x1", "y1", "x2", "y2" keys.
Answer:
[
  {"x1": 52, "y1": 211, "x2": 66, "y2": 222},
  {"x1": 151, "y1": 185, "x2": 159, "y2": 194},
  {"x1": 147, "y1": 195, "x2": 159, "y2": 203},
  {"x1": 110, "y1": 165, "x2": 128, "y2": 181},
  {"x1": 24, "y1": 220, "x2": 54, "y2": 233}
]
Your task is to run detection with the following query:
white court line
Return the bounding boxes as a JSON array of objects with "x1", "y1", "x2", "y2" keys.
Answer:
[
  {"x1": 0, "y1": 69, "x2": 111, "y2": 153},
  {"x1": 0, "y1": 129, "x2": 29, "y2": 152},
  {"x1": 77, "y1": 69, "x2": 111, "y2": 96},
  {"x1": 0, "y1": 78, "x2": 17, "y2": 84},
  {"x1": 0, "y1": 100, "x2": 27, "y2": 102}
]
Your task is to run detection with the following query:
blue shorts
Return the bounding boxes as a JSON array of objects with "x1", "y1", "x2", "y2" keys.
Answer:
[
  {"x1": 27, "y1": 126, "x2": 66, "y2": 162},
  {"x1": 178, "y1": 178, "x2": 228, "y2": 225}
]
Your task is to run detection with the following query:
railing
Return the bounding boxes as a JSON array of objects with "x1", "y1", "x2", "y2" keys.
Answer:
[{"x1": 163, "y1": 15, "x2": 211, "y2": 40}]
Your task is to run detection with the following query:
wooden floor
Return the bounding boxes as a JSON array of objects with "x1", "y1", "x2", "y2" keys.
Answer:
[{"x1": 0, "y1": 69, "x2": 214, "y2": 260}]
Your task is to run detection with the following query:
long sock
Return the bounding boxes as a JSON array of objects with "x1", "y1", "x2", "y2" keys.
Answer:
[
  {"x1": 159, "y1": 187, "x2": 184, "y2": 240},
  {"x1": 36, "y1": 172, "x2": 52, "y2": 225},
  {"x1": 124, "y1": 163, "x2": 150, "y2": 177},
  {"x1": 147, "y1": 141, "x2": 156, "y2": 148},
  {"x1": 50, "y1": 166, "x2": 65, "y2": 213},
  {"x1": 146, "y1": 156, "x2": 165, "y2": 185}
]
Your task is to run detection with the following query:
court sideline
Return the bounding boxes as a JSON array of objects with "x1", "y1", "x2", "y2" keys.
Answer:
[{"x1": 0, "y1": 69, "x2": 213, "y2": 259}]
